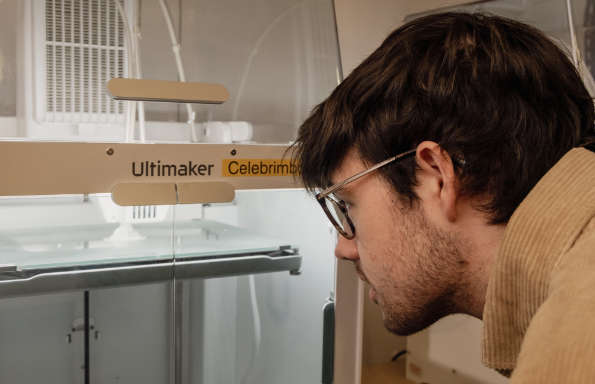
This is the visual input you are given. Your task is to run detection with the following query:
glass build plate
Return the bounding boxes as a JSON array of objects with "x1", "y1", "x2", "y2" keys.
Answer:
[
  {"x1": 174, "y1": 220, "x2": 289, "y2": 259},
  {"x1": 0, "y1": 220, "x2": 290, "y2": 272}
]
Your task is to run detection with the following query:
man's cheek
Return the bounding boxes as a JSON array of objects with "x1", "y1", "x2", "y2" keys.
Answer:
[{"x1": 356, "y1": 240, "x2": 378, "y2": 262}]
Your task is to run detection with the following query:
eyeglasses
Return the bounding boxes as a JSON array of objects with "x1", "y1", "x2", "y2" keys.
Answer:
[{"x1": 315, "y1": 148, "x2": 416, "y2": 239}]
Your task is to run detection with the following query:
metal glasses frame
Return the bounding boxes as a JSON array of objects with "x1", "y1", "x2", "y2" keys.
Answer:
[
  {"x1": 317, "y1": 140, "x2": 593, "y2": 238},
  {"x1": 315, "y1": 148, "x2": 416, "y2": 239}
]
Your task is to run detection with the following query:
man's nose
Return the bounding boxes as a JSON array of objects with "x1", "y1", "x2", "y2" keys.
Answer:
[{"x1": 335, "y1": 235, "x2": 359, "y2": 261}]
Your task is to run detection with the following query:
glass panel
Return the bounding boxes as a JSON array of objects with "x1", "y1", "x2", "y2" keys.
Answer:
[
  {"x1": 0, "y1": 0, "x2": 341, "y2": 382},
  {"x1": 1, "y1": 0, "x2": 180, "y2": 380},
  {"x1": 1, "y1": 0, "x2": 341, "y2": 143},
  {"x1": 89, "y1": 283, "x2": 172, "y2": 383},
  {"x1": 0, "y1": 194, "x2": 176, "y2": 382},
  {"x1": 0, "y1": 292, "x2": 83, "y2": 383},
  {"x1": 173, "y1": 190, "x2": 336, "y2": 384},
  {"x1": 165, "y1": 0, "x2": 341, "y2": 381},
  {"x1": 135, "y1": 0, "x2": 341, "y2": 144}
]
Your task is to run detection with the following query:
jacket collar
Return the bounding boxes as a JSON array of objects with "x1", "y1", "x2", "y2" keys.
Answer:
[{"x1": 482, "y1": 148, "x2": 595, "y2": 370}]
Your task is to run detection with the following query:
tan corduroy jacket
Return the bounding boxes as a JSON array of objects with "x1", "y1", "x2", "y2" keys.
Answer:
[{"x1": 482, "y1": 147, "x2": 595, "y2": 383}]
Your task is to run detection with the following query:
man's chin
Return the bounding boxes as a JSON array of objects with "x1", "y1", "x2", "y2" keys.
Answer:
[
  {"x1": 382, "y1": 316, "x2": 431, "y2": 336},
  {"x1": 380, "y1": 306, "x2": 447, "y2": 336}
]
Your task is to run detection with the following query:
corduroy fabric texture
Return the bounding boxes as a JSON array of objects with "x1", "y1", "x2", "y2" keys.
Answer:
[{"x1": 482, "y1": 148, "x2": 595, "y2": 382}]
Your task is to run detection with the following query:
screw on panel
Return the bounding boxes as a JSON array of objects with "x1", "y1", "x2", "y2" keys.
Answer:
[
  {"x1": 230, "y1": 149, "x2": 237, "y2": 156},
  {"x1": 106, "y1": 147, "x2": 115, "y2": 156}
]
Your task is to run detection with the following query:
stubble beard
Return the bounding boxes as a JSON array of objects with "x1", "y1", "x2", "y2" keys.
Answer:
[{"x1": 376, "y1": 206, "x2": 469, "y2": 336}]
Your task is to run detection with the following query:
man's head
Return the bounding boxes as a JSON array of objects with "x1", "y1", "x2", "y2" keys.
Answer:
[{"x1": 293, "y1": 13, "x2": 594, "y2": 335}]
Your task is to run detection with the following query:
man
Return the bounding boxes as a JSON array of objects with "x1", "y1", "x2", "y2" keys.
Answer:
[{"x1": 292, "y1": 12, "x2": 595, "y2": 382}]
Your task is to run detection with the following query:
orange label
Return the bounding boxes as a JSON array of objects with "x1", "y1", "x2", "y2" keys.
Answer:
[{"x1": 222, "y1": 159, "x2": 299, "y2": 177}]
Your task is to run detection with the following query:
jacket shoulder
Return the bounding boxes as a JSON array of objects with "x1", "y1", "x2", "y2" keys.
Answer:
[{"x1": 511, "y1": 229, "x2": 595, "y2": 383}]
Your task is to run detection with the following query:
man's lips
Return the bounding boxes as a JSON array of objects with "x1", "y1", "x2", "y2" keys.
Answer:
[
  {"x1": 355, "y1": 263, "x2": 370, "y2": 284},
  {"x1": 355, "y1": 264, "x2": 379, "y2": 303}
]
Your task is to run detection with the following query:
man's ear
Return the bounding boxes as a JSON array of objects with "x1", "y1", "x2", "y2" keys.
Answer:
[{"x1": 415, "y1": 141, "x2": 458, "y2": 222}]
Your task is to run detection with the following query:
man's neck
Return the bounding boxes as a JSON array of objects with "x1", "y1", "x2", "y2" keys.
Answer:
[{"x1": 456, "y1": 213, "x2": 506, "y2": 319}]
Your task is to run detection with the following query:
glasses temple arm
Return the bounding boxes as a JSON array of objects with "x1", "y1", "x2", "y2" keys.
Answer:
[{"x1": 318, "y1": 149, "x2": 416, "y2": 197}]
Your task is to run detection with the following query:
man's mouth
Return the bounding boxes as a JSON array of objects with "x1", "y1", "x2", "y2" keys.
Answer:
[
  {"x1": 369, "y1": 286, "x2": 378, "y2": 303},
  {"x1": 355, "y1": 263, "x2": 370, "y2": 284},
  {"x1": 354, "y1": 263, "x2": 379, "y2": 303}
]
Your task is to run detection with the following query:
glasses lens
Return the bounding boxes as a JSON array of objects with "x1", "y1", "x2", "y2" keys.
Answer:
[{"x1": 322, "y1": 196, "x2": 354, "y2": 238}]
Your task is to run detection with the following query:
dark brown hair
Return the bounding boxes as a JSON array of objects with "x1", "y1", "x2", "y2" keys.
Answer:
[{"x1": 293, "y1": 12, "x2": 595, "y2": 224}]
